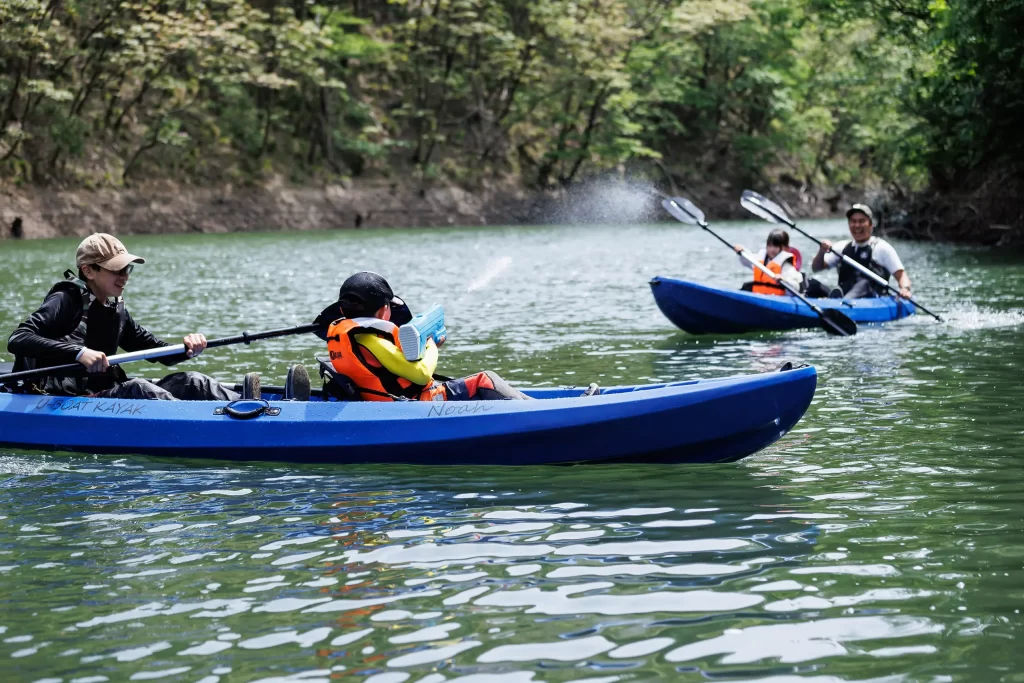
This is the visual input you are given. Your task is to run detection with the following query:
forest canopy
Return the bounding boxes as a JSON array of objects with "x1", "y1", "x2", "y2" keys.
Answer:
[{"x1": 1, "y1": 0, "x2": 1020, "y2": 199}]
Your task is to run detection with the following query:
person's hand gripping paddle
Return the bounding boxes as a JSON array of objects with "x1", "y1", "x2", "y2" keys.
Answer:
[{"x1": 740, "y1": 190, "x2": 943, "y2": 322}]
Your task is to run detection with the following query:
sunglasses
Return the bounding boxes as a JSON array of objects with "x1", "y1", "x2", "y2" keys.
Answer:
[{"x1": 93, "y1": 263, "x2": 135, "y2": 276}]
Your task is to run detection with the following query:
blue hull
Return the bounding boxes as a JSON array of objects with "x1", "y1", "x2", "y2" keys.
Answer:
[
  {"x1": 650, "y1": 277, "x2": 914, "y2": 335},
  {"x1": 0, "y1": 367, "x2": 816, "y2": 465}
]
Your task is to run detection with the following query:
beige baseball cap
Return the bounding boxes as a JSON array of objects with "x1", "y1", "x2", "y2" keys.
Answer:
[
  {"x1": 75, "y1": 233, "x2": 146, "y2": 271},
  {"x1": 845, "y1": 203, "x2": 874, "y2": 222}
]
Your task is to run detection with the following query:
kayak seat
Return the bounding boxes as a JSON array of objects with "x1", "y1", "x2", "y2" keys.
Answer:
[{"x1": 316, "y1": 357, "x2": 361, "y2": 402}]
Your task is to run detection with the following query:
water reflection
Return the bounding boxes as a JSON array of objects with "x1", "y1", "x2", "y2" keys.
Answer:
[{"x1": 0, "y1": 456, "x2": 948, "y2": 681}]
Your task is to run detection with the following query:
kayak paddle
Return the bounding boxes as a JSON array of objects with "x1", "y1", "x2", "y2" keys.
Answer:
[
  {"x1": 663, "y1": 197, "x2": 857, "y2": 337},
  {"x1": 740, "y1": 189, "x2": 943, "y2": 322},
  {"x1": 0, "y1": 323, "x2": 318, "y2": 387}
]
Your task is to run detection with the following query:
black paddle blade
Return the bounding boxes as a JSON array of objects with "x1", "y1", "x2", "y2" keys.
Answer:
[
  {"x1": 820, "y1": 308, "x2": 857, "y2": 337},
  {"x1": 312, "y1": 302, "x2": 344, "y2": 340}
]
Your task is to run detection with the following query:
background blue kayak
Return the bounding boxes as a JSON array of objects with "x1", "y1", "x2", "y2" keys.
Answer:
[
  {"x1": 0, "y1": 365, "x2": 816, "y2": 465},
  {"x1": 650, "y1": 276, "x2": 914, "y2": 334}
]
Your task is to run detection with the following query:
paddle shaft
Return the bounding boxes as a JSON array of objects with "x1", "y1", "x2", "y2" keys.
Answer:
[
  {"x1": 771, "y1": 214, "x2": 943, "y2": 321},
  {"x1": 662, "y1": 196, "x2": 854, "y2": 336},
  {"x1": 0, "y1": 323, "x2": 318, "y2": 385}
]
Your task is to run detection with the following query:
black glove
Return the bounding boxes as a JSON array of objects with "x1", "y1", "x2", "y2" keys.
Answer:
[{"x1": 389, "y1": 297, "x2": 413, "y2": 326}]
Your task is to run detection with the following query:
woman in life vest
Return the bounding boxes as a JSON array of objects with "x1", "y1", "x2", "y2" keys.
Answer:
[
  {"x1": 6, "y1": 233, "x2": 244, "y2": 399},
  {"x1": 735, "y1": 229, "x2": 804, "y2": 295},
  {"x1": 325, "y1": 272, "x2": 533, "y2": 402}
]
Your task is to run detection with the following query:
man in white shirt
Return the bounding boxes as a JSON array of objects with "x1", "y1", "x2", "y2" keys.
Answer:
[{"x1": 809, "y1": 204, "x2": 912, "y2": 299}]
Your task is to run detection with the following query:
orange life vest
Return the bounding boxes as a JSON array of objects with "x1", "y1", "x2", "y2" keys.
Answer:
[
  {"x1": 326, "y1": 317, "x2": 445, "y2": 402},
  {"x1": 751, "y1": 252, "x2": 794, "y2": 296}
]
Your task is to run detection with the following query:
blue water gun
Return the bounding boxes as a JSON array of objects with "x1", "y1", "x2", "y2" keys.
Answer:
[{"x1": 398, "y1": 304, "x2": 447, "y2": 361}]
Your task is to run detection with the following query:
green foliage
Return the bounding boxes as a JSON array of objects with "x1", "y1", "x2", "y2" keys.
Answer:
[
  {"x1": 913, "y1": 0, "x2": 1024, "y2": 187},
  {"x1": 807, "y1": 0, "x2": 1024, "y2": 189},
  {"x1": 0, "y1": 0, "x2": 381, "y2": 183},
  {"x1": 49, "y1": 113, "x2": 89, "y2": 159},
  {"x1": 0, "y1": 0, "x2": 1020, "y2": 196}
]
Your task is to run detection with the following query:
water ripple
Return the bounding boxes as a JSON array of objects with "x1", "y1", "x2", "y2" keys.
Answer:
[{"x1": 2, "y1": 226, "x2": 1022, "y2": 680}]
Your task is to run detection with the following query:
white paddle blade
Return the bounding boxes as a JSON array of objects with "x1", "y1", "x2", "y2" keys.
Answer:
[
  {"x1": 740, "y1": 189, "x2": 791, "y2": 226},
  {"x1": 665, "y1": 196, "x2": 705, "y2": 224},
  {"x1": 662, "y1": 198, "x2": 698, "y2": 225}
]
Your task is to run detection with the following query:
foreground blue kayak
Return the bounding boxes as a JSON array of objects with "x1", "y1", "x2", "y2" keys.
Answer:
[
  {"x1": 651, "y1": 276, "x2": 914, "y2": 335},
  {"x1": 0, "y1": 365, "x2": 816, "y2": 465}
]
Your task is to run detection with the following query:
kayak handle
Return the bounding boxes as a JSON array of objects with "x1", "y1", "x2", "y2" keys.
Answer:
[{"x1": 215, "y1": 399, "x2": 280, "y2": 419}]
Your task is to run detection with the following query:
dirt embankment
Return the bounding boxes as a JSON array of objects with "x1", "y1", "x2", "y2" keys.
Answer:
[
  {"x1": 1, "y1": 180, "x2": 535, "y2": 240},
  {"x1": 0, "y1": 177, "x2": 916, "y2": 241}
]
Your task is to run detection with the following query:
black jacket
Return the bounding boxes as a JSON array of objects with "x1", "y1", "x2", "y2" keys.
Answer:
[{"x1": 7, "y1": 276, "x2": 186, "y2": 395}]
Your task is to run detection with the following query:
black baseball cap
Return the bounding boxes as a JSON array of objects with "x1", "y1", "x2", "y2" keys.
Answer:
[{"x1": 338, "y1": 271, "x2": 395, "y2": 317}]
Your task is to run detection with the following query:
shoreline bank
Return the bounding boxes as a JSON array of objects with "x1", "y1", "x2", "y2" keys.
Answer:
[
  {"x1": 2, "y1": 180, "x2": 1017, "y2": 244},
  {"x1": 0, "y1": 179, "x2": 850, "y2": 241}
]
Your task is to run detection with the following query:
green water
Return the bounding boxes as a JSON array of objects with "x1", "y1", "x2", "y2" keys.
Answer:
[{"x1": 1, "y1": 223, "x2": 1023, "y2": 682}]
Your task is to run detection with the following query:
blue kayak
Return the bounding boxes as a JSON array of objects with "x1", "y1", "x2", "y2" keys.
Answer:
[
  {"x1": 650, "y1": 277, "x2": 914, "y2": 335},
  {"x1": 0, "y1": 365, "x2": 816, "y2": 465}
]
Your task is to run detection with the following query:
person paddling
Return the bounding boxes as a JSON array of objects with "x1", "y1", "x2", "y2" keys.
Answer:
[
  {"x1": 807, "y1": 204, "x2": 912, "y2": 299},
  {"x1": 323, "y1": 272, "x2": 551, "y2": 402},
  {"x1": 734, "y1": 229, "x2": 803, "y2": 295},
  {"x1": 5, "y1": 233, "x2": 283, "y2": 400}
]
